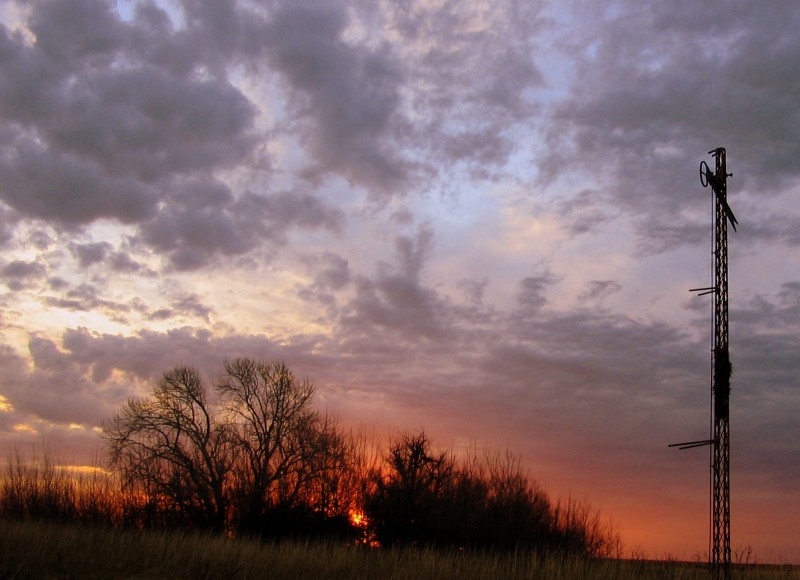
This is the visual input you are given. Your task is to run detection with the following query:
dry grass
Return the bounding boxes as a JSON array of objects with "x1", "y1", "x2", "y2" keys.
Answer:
[{"x1": 0, "y1": 519, "x2": 797, "y2": 580}]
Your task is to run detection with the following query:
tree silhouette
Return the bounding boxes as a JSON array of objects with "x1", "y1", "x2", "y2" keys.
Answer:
[
  {"x1": 104, "y1": 358, "x2": 356, "y2": 537},
  {"x1": 104, "y1": 366, "x2": 232, "y2": 531},
  {"x1": 364, "y1": 431, "x2": 455, "y2": 547},
  {"x1": 218, "y1": 359, "x2": 355, "y2": 536},
  {"x1": 362, "y1": 433, "x2": 603, "y2": 554},
  {"x1": 101, "y1": 363, "x2": 619, "y2": 553}
]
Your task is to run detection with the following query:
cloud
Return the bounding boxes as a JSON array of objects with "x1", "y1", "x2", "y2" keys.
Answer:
[
  {"x1": 27, "y1": 0, "x2": 125, "y2": 64},
  {"x1": 260, "y1": 0, "x2": 546, "y2": 196},
  {"x1": 3, "y1": 264, "x2": 798, "y2": 555},
  {"x1": 0, "y1": 0, "x2": 550, "y2": 271},
  {"x1": 456, "y1": 278, "x2": 488, "y2": 306},
  {"x1": 297, "y1": 251, "x2": 351, "y2": 309},
  {"x1": 579, "y1": 280, "x2": 623, "y2": 302},
  {"x1": 556, "y1": 189, "x2": 614, "y2": 235},
  {"x1": 0, "y1": 3, "x2": 257, "y2": 174},
  {"x1": 69, "y1": 241, "x2": 148, "y2": 275},
  {"x1": 9, "y1": 0, "x2": 258, "y2": 180},
  {"x1": 141, "y1": 293, "x2": 214, "y2": 323},
  {"x1": 0, "y1": 337, "x2": 119, "y2": 425},
  {"x1": 4, "y1": 264, "x2": 717, "y2": 461},
  {"x1": 0, "y1": 139, "x2": 160, "y2": 225},
  {"x1": 169, "y1": 293, "x2": 214, "y2": 322},
  {"x1": 542, "y1": 1, "x2": 800, "y2": 252},
  {"x1": 70, "y1": 241, "x2": 111, "y2": 268},
  {"x1": 0, "y1": 0, "x2": 348, "y2": 270},
  {"x1": 1, "y1": 259, "x2": 46, "y2": 290},
  {"x1": 56, "y1": 326, "x2": 286, "y2": 386},
  {"x1": 0, "y1": 205, "x2": 15, "y2": 247},
  {"x1": 263, "y1": 1, "x2": 407, "y2": 195},
  {"x1": 109, "y1": 251, "x2": 145, "y2": 273},
  {"x1": 138, "y1": 180, "x2": 344, "y2": 270},
  {"x1": 515, "y1": 273, "x2": 560, "y2": 313},
  {"x1": 339, "y1": 224, "x2": 451, "y2": 341}
]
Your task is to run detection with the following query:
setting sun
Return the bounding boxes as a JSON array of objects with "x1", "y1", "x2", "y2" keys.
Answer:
[{"x1": 349, "y1": 511, "x2": 366, "y2": 528}]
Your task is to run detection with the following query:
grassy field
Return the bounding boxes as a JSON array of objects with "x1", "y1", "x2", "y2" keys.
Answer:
[{"x1": 0, "y1": 519, "x2": 797, "y2": 580}]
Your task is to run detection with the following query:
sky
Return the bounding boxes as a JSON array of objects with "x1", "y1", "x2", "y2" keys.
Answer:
[{"x1": 0, "y1": 0, "x2": 799, "y2": 563}]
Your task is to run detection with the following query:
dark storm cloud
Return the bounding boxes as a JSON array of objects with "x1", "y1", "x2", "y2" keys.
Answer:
[{"x1": 544, "y1": 1, "x2": 800, "y2": 251}]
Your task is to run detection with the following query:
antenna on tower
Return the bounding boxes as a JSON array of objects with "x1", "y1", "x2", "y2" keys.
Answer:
[{"x1": 669, "y1": 147, "x2": 736, "y2": 580}]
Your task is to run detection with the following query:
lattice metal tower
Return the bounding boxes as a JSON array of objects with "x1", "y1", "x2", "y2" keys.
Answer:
[
  {"x1": 671, "y1": 147, "x2": 736, "y2": 580},
  {"x1": 708, "y1": 147, "x2": 734, "y2": 579}
]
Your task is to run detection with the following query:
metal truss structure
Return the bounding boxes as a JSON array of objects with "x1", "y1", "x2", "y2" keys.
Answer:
[{"x1": 671, "y1": 148, "x2": 736, "y2": 580}]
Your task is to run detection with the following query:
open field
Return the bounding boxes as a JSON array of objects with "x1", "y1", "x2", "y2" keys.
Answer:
[{"x1": 0, "y1": 520, "x2": 797, "y2": 580}]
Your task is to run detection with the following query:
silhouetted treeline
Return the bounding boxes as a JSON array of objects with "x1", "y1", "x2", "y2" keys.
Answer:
[
  {"x1": 0, "y1": 359, "x2": 620, "y2": 558},
  {"x1": 363, "y1": 432, "x2": 619, "y2": 556},
  {"x1": 0, "y1": 448, "x2": 122, "y2": 526}
]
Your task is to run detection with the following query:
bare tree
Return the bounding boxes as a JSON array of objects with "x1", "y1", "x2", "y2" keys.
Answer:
[
  {"x1": 104, "y1": 367, "x2": 232, "y2": 531},
  {"x1": 364, "y1": 431, "x2": 456, "y2": 547},
  {"x1": 104, "y1": 358, "x2": 358, "y2": 536},
  {"x1": 292, "y1": 414, "x2": 353, "y2": 516},
  {"x1": 552, "y1": 495, "x2": 622, "y2": 558},
  {"x1": 216, "y1": 358, "x2": 342, "y2": 534},
  {"x1": 482, "y1": 449, "x2": 554, "y2": 550}
]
